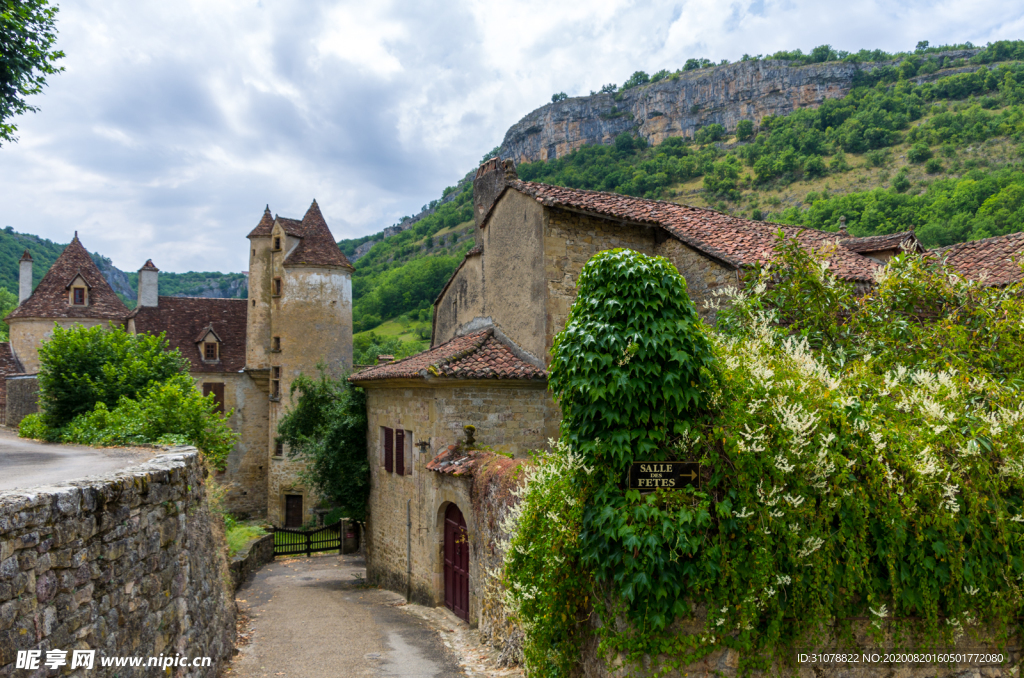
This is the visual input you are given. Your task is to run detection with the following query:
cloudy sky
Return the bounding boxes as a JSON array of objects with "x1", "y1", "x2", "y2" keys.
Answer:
[{"x1": 1, "y1": 0, "x2": 1023, "y2": 273}]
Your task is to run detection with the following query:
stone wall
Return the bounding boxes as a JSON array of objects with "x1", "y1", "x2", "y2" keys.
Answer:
[
  {"x1": 655, "y1": 236, "x2": 739, "y2": 321},
  {"x1": 5, "y1": 375, "x2": 39, "y2": 428},
  {"x1": 228, "y1": 533, "x2": 274, "y2": 592},
  {"x1": 544, "y1": 207, "x2": 659, "y2": 360},
  {"x1": 0, "y1": 449, "x2": 235, "y2": 677},
  {"x1": 362, "y1": 380, "x2": 557, "y2": 623}
]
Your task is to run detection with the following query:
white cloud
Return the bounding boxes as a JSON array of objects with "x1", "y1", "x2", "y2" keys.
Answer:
[{"x1": 0, "y1": 0, "x2": 1020, "y2": 273}]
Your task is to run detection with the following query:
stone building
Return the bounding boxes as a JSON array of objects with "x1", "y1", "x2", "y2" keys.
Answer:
[
  {"x1": 0, "y1": 202, "x2": 353, "y2": 525},
  {"x1": 354, "y1": 158, "x2": 1005, "y2": 625}
]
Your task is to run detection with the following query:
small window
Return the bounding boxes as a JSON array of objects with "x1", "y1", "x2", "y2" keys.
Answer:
[
  {"x1": 274, "y1": 441, "x2": 284, "y2": 457},
  {"x1": 272, "y1": 336, "x2": 281, "y2": 352},
  {"x1": 273, "y1": 277, "x2": 282, "y2": 296},
  {"x1": 274, "y1": 237, "x2": 282, "y2": 251},
  {"x1": 202, "y1": 382, "x2": 225, "y2": 414},
  {"x1": 252, "y1": 299, "x2": 256, "y2": 307},
  {"x1": 72, "y1": 288, "x2": 85, "y2": 305},
  {"x1": 271, "y1": 366, "x2": 281, "y2": 398},
  {"x1": 204, "y1": 342, "x2": 218, "y2": 360}
]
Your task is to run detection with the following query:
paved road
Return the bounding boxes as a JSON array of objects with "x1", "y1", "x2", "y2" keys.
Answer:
[
  {"x1": 226, "y1": 554, "x2": 464, "y2": 678},
  {"x1": 0, "y1": 428, "x2": 152, "y2": 491}
]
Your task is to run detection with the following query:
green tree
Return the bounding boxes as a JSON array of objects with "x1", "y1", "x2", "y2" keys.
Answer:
[
  {"x1": 36, "y1": 323, "x2": 189, "y2": 427},
  {"x1": 621, "y1": 70, "x2": 650, "y2": 90},
  {"x1": 694, "y1": 123, "x2": 725, "y2": 144},
  {"x1": 735, "y1": 119, "x2": 754, "y2": 141},
  {"x1": 908, "y1": 142, "x2": 933, "y2": 163},
  {"x1": 1, "y1": 0, "x2": 65, "y2": 144},
  {"x1": 0, "y1": 285, "x2": 17, "y2": 339},
  {"x1": 277, "y1": 367, "x2": 369, "y2": 522},
  {"x1": 551, "y1": 92, "x2": 568, "y2": 103}
]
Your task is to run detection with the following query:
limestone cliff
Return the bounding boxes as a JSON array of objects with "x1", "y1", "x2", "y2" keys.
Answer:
[{"x1": 499, "y1": 50, "x2": 981, "y2": 164}]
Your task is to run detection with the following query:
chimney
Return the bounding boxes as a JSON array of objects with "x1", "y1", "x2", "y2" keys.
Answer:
[
  {"x1": 837, "y1": 215, "x2": 848, "y2": 237},
  {"x1": 473, "y1": 157, "x2": 517, "y2": 230},
  {"x1": 138, "y1": 259, "x2": 159, "y2": 307},
  {"x1": 18, "y1": 250, "x2": 32, "y2": 304}
]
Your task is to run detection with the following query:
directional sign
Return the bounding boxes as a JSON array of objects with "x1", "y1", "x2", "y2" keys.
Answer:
[{"x1": 628, "y1": 461, "x2": 701, "y2": 490}]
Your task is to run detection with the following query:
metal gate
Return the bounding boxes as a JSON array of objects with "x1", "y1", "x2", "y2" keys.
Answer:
[
  {"x1": 273, "y1": 521, "x2": 349, "y2": 557},
  {"x1": 444, "y1": 504, "x2": 469, "y2": 621}
]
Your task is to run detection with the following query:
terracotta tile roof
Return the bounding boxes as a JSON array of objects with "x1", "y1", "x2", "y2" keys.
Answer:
[
  {"x1": 0, "y1": 342, "x2": 25, "y2": 410},
  {"x1": 281, "y1": 201, "x2": 354, "y2": 270},
  {"x1": 139, "y1": 259, "x2": 159, "y2": 272},
  {"x1": 128, "y1": 297, "x2": 247, "y2": 373},
  {"x1": 19, "y1": 250, "x2": 31, "y2": 262},
  {"x1": 840, "y1": 230, "x2": 923, "y2": 254},
  {"x1": 499, "y1": 181, "x2": 881, "y2": 282},
  {"x1": 930, "y1": 232, "x2": 1024, "y2": 287},
  {"x1": 349, "y1": 329, "x2": 547, "y2": 382},
  {"x1": 247, "y1": 205, "x2": 275, "y2": 238},
  {"x1": 426, "y1": 446, "x2": 523, "y2": 477},
  {"x1": 7, "y1": 235, "x2": 130, "y2": 321}
]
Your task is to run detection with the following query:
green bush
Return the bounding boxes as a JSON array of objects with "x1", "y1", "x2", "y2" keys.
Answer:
[
  {"x1": 925, "y1": 157, "x2": 945, "y2": 173},
  {"x1": 277, "y1": 367, "x2": 369, "y2": 522},
  {"x1": 892, "y1": 169, "x2": 912, "y2": 192},
  {"x1": 735, "y1": 119, "x2": 754, "y2": 141},
  {"x1": 37, "y1": 323, "x2": 188, "y2": 427},
  {"x1": 59, "y1": 373, "x2": 237, "y2": 469},
  {"x1": 18, "y1": 413, "x2": 55, "y2": 441},
  {"x1": 908, "y1": 142, "x2": 933, "y2": 163},
  {"x1": 694, "y1": 123, "x2": 725, "y2": 144}
]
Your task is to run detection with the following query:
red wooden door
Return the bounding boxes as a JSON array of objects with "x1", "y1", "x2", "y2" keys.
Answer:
[{"x1": 444, "y1": 504, "x2": 469, "y2": 621}]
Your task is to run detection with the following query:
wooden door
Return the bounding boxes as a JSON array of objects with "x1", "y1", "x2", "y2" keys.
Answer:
[
  {"x1": 285, "y1": 494, "x2": 303, "y2": 528},
  {"x1": 444, "y1": 504, "x2": 469, "y2": 621}
]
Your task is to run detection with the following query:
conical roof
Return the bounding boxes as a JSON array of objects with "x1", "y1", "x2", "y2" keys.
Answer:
[
  {"x1": 247, "y1": 205, "x2": 275, "y2": 238},
  {"x1": 7, "y1": 235, "x2": 129, "y2": 320},
  {"x1": 282, "y1": 200, "x2": 353, "y2": 269}
]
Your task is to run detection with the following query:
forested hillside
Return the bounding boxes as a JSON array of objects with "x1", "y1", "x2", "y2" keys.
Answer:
[{"x1": 517, "y1": 40, "x2": 1024, "y2": 247}]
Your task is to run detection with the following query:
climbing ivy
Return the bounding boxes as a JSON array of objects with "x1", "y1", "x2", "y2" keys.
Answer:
[{"x1": 504, "y1": 246, "x2": 1024, "y2": 675}]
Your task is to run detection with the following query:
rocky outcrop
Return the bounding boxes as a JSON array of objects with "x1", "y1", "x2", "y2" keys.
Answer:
[
  {"x1": 500, "y1": 51, "x2": 982, "y2": 164},
  {"x1": 91, "y1": 253, "x2": 137, "y2": 301},
  {"x1": 170, "y1": 276, "x2": 247, "y2": 299}
]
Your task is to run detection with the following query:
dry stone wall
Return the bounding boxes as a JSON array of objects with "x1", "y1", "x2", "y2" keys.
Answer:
[{"x1": 0, "y1": 449, "x2": 234, "y2": 677}]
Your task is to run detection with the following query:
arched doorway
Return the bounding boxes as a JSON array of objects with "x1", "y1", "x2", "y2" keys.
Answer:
[{"x1": 444, "y1": 504, "x2": 469, "y2": 621}]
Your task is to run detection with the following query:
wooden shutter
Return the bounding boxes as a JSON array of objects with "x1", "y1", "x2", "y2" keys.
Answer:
[
  {"x1": 202, "y1": 382, "x2": 225, "y2": 414},
  {"x1": 395, "y1": 429, "x2": 405, "y2": 476},
  {"x1": 384, "y1": 427, "x2": 394, "y2": 473}
]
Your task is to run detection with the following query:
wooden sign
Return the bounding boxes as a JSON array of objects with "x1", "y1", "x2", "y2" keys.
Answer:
[{"x1": 628, "y1": 461, "x2": 700, "y2": 490}]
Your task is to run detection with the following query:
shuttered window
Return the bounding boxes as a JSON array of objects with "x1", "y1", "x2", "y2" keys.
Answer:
[
  {"x1": 383, "y1": 427, "x2": 394, "y2": 473},
  {"x1": 395, "y1": 429, "x2": 405, "y2": 475},
  {"x1": 202, "y1": 382, "x2": 225, "y2": 414}
]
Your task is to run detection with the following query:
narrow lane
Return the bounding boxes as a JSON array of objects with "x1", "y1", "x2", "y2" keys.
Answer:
[
  {"x1": 226, "y1": 554, "x2": 463, "y2": 678},
  {"x1": 0, "y1": 428, "x2": 153, "y2": 490}
]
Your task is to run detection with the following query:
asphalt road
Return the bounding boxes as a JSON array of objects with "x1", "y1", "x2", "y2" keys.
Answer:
[
  {"x1": 0, "y1": 428, "x2": 153, "y2": 491},
  {"x1": 226, "y1": 554, "x2": 464, "y2": 678}
]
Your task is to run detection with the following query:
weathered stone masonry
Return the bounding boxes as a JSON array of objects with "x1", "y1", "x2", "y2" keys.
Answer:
[{"x1": 0, "y1": 450, "x2": 234, "y2": 677}]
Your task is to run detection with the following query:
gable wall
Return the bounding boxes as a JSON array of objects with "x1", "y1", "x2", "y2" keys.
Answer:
[
  {"x1": 432, "y1": 254, "x2": 484, "y2": 347},
  {"x1": 655, "y1": 237, "x2": 739, "y2": 322},
  {"x1": 9, "y1": 317, "x2": 121, "y2": 375}
]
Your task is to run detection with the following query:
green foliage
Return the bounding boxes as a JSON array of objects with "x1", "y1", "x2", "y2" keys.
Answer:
[
  {"x1": 37, "y1": 323, "x2": 189, "y2": 427},
  {"x1": 0, "y1": 285, "x2": 16, "y2": 339},
  {"x1": 508, "y1": 239, "x2": 1024, "y2": 674},
  {"x1": 122, "y1": 269, "x2": 248, "y2": 300},
  {"x1": 0, "y1": 0, "x2": 64, "y2": 144},
  {"x1": 58, "y1": 373, "x2": 238, "y2": 468},
  {"x1": 277, "y1": 367, "x2": 369, "y2": 522},
  {"x1": 17, "y1": 412, "x2": 52, "y2": 441},
  {"x1": 694, "y1": 123, "x2": 725, "y2": 144},
  {"x1": 353, "y1": 253, "x2": 464, "y2": 333},
  {"x1": 908, "y1": 142, "x2": 933, "y2": 163},
  {"x1": 735, "y1": 119, "x2": 754, "y2": 142},
  {"x1": 621, "y1": 71, "x2": 649, "y2": 90},
  {"x1": 225, "y1": 521, "x2": 268, "y2": 557},
  {"x1": 551, "y1": 92, "x2": 568, "y2": 103},
  {"x1": 352, "y1": 331, "x2": 424, "y2": 365}
]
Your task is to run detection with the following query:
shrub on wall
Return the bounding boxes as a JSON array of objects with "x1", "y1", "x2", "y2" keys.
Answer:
[{"x1": 504, "y1": 243, "x2": 1024, "y2": 675}]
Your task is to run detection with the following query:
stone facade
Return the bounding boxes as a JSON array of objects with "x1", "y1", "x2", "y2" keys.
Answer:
[
  {"x1": 655, "y1": 237, "x2": 739, "y2": 321},
  {"x1": 5, "y1": 376, "x2": 39, "y2": 429},
  {"x1": 360, "y1": 381, "x2": 558, "y2": 621},
  {"x1": 0, "y1": 450, "x2": 234, "y2": 677},
  {"x1": 7, "y1": 318, "x2": 110, "y2": 376}
]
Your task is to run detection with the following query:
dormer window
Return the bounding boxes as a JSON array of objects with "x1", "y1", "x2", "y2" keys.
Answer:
[
  {"x1": 195, "y1": 325, "x2": 222, "y2": 363},
  {"x1": 66, "y1": 273, "x2": 90, "y2": 306}
]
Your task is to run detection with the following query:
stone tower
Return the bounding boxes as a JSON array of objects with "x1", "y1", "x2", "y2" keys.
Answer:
[{"x1": 245, "y1": 201, "x2": 354, "y2": 525}]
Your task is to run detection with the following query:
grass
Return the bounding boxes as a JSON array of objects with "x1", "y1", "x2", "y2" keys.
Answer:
[
  {"x1": 353, "y1": 317, "x2": 431, "y2": 349},
  {"x1": 225, "y1": 523, "x2": 268, "y2": 557}
]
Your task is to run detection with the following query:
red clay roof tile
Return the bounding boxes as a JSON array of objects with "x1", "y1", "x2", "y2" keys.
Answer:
[
  {"x1": 247, "y1": 205, "x2": 275, "y2": 238},
  {"x1": 7, "y1": 236, "x2": 129, "y2": 321},
  {"x1": 128, "y1": 297, "x2": 247, "y2": 373},
  {"x1": 930, "y1": 232, "x2": 1024, "y2": 287},
  {"x1": 282, "y1": 201, "x2": 354, "y2": 269},
  {"x1": 349, "y1": 329, "x2": 546, "y2": 382}
]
